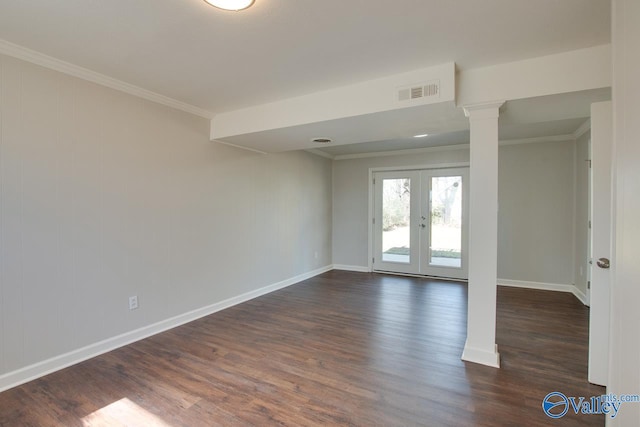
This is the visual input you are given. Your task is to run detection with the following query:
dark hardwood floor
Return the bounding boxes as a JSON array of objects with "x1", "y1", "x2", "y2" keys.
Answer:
[{"x1": 0, "y1": 271, "x2": 604, "y2": 426}]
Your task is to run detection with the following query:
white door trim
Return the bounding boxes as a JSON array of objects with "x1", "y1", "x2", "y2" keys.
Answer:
[{"x1": 367, "y1": 162, "x2": 470, "y2": 273}]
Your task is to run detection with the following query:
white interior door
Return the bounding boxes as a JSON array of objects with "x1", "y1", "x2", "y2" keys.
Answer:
[
  {"x1": 373, "y1": 168, "x2": 468, "y2": 279},
  {"x1": 588, "y1": 101, "x2": 612, "y2": 386}
]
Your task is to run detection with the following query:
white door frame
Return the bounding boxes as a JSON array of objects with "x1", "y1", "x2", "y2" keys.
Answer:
[
  {"x1": 367, "y1": 162, "x2": 470, "y2": 274},
  {"x1": 586, "y1": 138, "x2": 592, "y2": 306}
]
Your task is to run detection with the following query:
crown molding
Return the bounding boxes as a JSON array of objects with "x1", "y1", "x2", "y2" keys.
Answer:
[
  {"x1": 333, "y1": 133, "x2": 579, "y2": 161},
  {"x1": 573, "y1": 119, "x2": 591, "y2": 140},
  {"x1": 498, "y1": 134, "x2": 575, "y2": 146},
  {"x1": 211, "y1": 139, "x2": 267, "y2": 155},
  {"x1": 305, "y1": 149, "x2": 335, "y2": 160},
  {"x1": 212, "y1": 132, "x2": 580, "y2": 162},
  {"x1": 0, "y1": 39, "x2": 213, "y2": 119},
  {"x1": 334, "y1": 143, "x2": 470, "y2": 160}
]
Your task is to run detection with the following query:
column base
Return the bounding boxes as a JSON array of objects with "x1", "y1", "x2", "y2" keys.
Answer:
[{"x1": 461, "y1": 342, "x2": 500, "y2": 368}]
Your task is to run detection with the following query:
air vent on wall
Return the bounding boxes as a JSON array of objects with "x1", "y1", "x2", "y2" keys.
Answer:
[{"x1": 398, "y1": 80, "x2": 440, "y2": 102}]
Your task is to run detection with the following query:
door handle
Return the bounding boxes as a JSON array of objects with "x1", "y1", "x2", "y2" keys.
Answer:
[{"x1": 596, "y1": 258, "x2": 610, "y2": 269}]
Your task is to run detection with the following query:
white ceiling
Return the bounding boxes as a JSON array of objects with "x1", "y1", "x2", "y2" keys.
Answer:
[
  {"x1": 0, "y1": 1, "x2": 611, "y2": 156},
  {"x1": 0, "y1": 0, "x2": 610, "y2": 115},
  {"x1": 313, "y1": 88, "x2": 612, "y2": 157}
]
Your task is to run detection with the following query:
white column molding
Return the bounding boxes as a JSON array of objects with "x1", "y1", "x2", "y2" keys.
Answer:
[
  {"x1": 462, "y1": 101, "x2": 505, "y2": 119},
  {"x1": 461, "y1": 100, "x2": 504, "y2": 368}
]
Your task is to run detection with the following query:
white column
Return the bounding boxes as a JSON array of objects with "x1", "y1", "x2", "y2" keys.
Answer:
[{"x1": 461, "y1": 101, "x2": 504, "y2": 368}]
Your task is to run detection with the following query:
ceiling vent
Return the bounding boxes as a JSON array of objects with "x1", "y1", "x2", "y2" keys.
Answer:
[
  {"x1": 398, "y1": 80, "x2": 440, "y2": 102},
  {"x1": 311, "y1": 137, "x2": 332, "y2": 144}
]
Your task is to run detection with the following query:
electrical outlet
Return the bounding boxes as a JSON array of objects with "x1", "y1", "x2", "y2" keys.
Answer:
[
  {"x1": 314, "y1": 251, "x2": 318, "y2": 260},
  {"x1": 129, "y1": 295, "x2": 139, "y2": 310}
]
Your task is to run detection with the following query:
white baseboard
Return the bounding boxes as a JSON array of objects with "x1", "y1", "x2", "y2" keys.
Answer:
[
  {"x1": 332, "y1": 264, "x2": 370, "y2": 273},
  {"x1": 497, "y1": 279, "x2": 588, "y2": 305},
  {"x1": 461, "y1": 342, "x2": 500, "y2": 368},
  {"x1": 0, "y1": 265, "x2": 333, "y2": 393},
  {"x1": 571, "y1": 287, "x2": 588, "y2": 305}
]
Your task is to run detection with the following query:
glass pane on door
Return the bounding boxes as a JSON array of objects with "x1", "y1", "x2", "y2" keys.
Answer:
[
  {"x1": 429, "y1": 176, "x2": 462, "y2": 268},
  {"x1": 381, "y1": 178, "x2": 411, "y2": 263}
]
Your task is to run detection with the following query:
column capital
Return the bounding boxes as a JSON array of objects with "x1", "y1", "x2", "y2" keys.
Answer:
[{"x1": 463, "y1": 100, "x2": 505, "y2": 119}]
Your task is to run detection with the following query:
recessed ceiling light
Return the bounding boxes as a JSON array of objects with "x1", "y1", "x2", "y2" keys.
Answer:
[
  {"x1": 203, "y1": 0, "x2": 255, "y2": 11},
  {"x1": 413, "y1": 134, "x2": 429, "y2": 138},
  {"x1": 311, "y1": 137, "x2": 332, "y2": 144}
]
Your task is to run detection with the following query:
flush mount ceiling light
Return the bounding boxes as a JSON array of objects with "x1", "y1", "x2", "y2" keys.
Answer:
[
  {"x1": 413, "y1": 134, "x2": 429, "y2": 138},
  {"x1": 203, "y1": 0, "x2": 255, "y2": 11}
]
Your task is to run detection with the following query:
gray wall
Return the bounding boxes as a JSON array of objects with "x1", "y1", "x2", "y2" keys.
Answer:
[
  {"x1": 497, "y1": 140, "x2": 576, "y2": 285},
  {"x1": 333, "y1": 140, "x2": 577, "y2": 285},
  {"x1": 332, "y1": 148, "x2": 470, "y2": 267},
  {"x1": 0, "y1": 54, "x2": 332, "y2": 377}
]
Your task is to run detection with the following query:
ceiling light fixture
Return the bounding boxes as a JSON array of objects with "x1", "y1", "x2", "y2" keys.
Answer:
[
  {"x1": 203, "y1": 0, "x2": 255, "y2": 11},
  {"x1": 413, "y1": 134, "x2": 429, "y2": 138}
]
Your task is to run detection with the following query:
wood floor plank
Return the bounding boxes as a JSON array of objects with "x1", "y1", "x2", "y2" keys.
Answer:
[{"x1": 0, "y1": 271, "x2": 604, "y2": 426}]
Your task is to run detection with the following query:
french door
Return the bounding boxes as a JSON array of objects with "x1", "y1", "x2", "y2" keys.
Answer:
[{"x1": 372, "y1": 168, "x2": 469, "y2": 279}]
